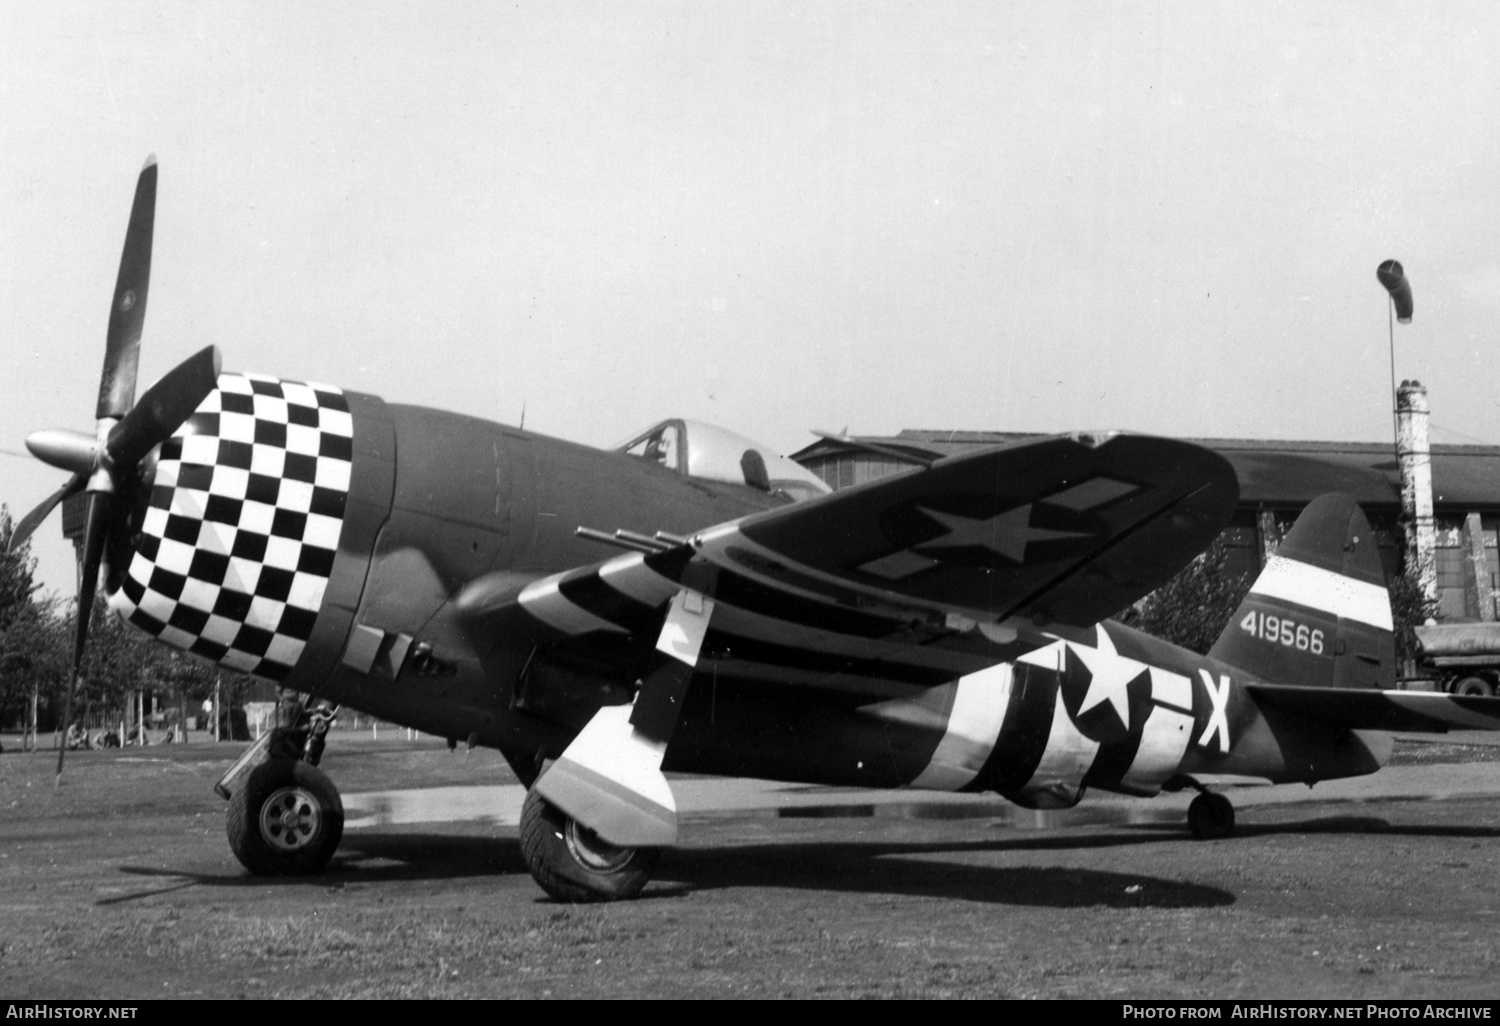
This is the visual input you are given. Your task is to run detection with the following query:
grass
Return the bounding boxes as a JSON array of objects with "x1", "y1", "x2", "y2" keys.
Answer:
[{"x1": 4, "y1": 728, "x2": 1500, "y2": 998}]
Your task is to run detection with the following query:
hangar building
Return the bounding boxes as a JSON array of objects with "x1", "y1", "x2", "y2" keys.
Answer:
[{"x1": 791, "y1": 381, "x2": 1500, "y2": 625}]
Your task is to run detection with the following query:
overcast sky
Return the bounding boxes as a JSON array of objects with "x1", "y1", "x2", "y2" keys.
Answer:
[{"x1": 4, "y1": 1, "x2": 1499, "y2": 598}]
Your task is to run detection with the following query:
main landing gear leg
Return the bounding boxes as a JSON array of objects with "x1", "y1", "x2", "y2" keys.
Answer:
[
  {"x1": 223, "y1": 698, "x2": 344, "y2": 876},
  {"x1": 1186, "y1": 785, "x2": 1235, "y2": 840},
  {"x1": 523, "y1": 589, "x2": 713, "y2": 902}
]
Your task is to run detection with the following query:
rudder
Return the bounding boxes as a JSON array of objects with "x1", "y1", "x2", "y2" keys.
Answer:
[{"x1": 1208, "y1": 493, "x2": 1395, "y2": 689}]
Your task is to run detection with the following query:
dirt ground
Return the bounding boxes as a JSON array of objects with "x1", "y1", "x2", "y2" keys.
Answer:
[{"x1": 2, "y1": 735, "x2": 1499, "y2": 999}]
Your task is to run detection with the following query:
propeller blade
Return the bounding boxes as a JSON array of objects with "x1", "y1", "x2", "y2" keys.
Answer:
[
  {"x1": 105, "y1": 345, "x2": 221, "y2": 468},
  {"x1": 57, "y1": 491, "x2": 113, "y2": 783},
  {"x1": 96, "y1": 156, "x2": 158, "y2": 421},
  {"x1": 9, "y1": 473, "x2": 86, "y2": 553}
]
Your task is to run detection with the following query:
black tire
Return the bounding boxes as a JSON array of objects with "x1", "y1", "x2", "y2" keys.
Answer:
[
  {"x1": 1187, "y1": 791, "x2": 1235, "y2": 840},
  {"x1": 1452, "y1": 676, "x2": 1494, "y2": 698},
  {"x1": 228, "y1": 759, "x2": 343, "y2": 876},
  {"x1": 518, "y1": 788, "x2": 660, "y2": 903}
]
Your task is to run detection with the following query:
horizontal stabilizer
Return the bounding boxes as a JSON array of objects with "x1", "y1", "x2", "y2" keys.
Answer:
[{"x1": 1247, "y1": 683, "x2": 1500, "y2": 733}]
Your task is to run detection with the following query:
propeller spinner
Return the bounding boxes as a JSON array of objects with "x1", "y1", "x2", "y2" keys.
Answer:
[{"x1": 11, "y1": 156, "x2": 222, "y2": 781}]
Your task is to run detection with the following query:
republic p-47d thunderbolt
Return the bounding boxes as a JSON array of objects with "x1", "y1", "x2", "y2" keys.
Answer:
[{"x1": 16, "y1": 159, "x2": 1500, "y2": 902}]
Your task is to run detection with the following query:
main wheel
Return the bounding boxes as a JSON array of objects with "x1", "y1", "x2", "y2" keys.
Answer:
[
  {"x1": 228, "y1": 759, "x2": 344, "y2": 875},
  {"x1": 1187, "y1": 791, "x2": 1235, "y2": 840},
  {"x1": 518, "y1": 788, "x2": 661, "y2": 902},
  {"x1": 1452, "y1": 676, "x2": 1494, "y2": 698}
]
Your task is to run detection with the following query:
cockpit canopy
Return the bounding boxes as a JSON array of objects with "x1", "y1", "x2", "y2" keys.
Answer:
[{"x1": 617, "y1": 419, "x2": 831, "y2": 503}]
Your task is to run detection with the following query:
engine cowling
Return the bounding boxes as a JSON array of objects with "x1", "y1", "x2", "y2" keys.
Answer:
[{"x1": 106, "y1": 371, "x2": 370, "y2": 683}]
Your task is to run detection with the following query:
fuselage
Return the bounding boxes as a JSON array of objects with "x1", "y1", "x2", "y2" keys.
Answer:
[{"x1": 103, "y1": 374, "x2": 1388, "y2": 804}]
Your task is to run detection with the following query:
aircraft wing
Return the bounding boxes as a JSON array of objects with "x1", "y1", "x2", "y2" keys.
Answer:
[
  {"x1": 688, "y1": 431, "x2": 1238, "y2": 628},
  {"x1": 1246, "y1": 684, "x2": 1500, "y2": 733},
  {"x1": 515, "y1": 431, "x2": 1238, "y2": 664}
]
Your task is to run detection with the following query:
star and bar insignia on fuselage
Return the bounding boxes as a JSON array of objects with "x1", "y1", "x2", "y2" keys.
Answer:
[{"x1": 1064, "y1": 624, "x2": 1141, "y2": 732}]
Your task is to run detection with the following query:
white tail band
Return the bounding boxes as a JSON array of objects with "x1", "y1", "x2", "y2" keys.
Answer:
[{"x1": 1250, "y1": 555, "x2": 1393, "y2": 631}]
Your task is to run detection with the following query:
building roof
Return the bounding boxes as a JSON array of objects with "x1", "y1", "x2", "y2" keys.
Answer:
[{"x1": 791, "y1": 430, "x2": 1500, "y2": 510}]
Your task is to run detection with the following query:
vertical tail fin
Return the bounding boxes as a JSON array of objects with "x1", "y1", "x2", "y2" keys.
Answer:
[{"x1": 1208, "y1": 493, "x2": 1395, "y2": 689}]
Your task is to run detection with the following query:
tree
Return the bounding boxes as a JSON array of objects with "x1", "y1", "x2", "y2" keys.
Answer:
[
  {"x1": 1388, "y1": 560, "x2": 1438, "y2": 672},
  {"x1": 1116, "y1": 536, "x2": 1253, "y2": 655},
  {"x1": 74, "y1": 592, "x2": 259, "y2": 729},
  {"x1": 1122, "y1": 531, "x2": 1434, "y2": 676},
  {"x1": 0, "y1": 505, "x2": 267, "y2": 732},
  {"x1": 0, "y1": 507, "x2": 66, "y2": 729},
  {"x1": 0, "y1": 507, "x2": 40, "y2": 625}
]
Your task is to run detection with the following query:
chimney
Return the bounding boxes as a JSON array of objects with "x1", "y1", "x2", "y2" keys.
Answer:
[{"x1": 1396, "y1": 380, "x2": 1437, "y2": 604}]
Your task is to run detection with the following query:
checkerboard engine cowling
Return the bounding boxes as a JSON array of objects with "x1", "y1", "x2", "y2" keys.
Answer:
[{"x1": 107, "y1": 373, "x2": 354, "y2": 682}]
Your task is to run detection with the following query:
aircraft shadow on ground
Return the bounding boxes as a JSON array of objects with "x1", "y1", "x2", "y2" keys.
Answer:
[
  {"x1": 1124, "y1": 813, "x2": 1500, "y2": 841},
  {"x1": 644, "y1": 811, "x2": 1500, "y2": 906},
  {"x1": 101, "y1": 810, "x2": 1500, "y2": 909},
  {"x1": 105, "y1": 833, "x2": 530, "y2": 905},
  {"x1": 655, "y1": 839, "x2": 1235, "y2": 909},
  {"x1": 106, "y1": 831, "x2": 1227, "y2": 909},
  {"x1": 340, "y1": 829, "x2": 1237, "y2": 908}
]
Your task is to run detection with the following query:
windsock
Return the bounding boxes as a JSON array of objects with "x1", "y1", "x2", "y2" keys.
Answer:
[{"x1": 1377, "y1": 259, "x2": 1413, "y2": 323}]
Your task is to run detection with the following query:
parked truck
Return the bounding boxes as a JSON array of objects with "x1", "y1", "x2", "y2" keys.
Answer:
[{"x1": 1410, "y1": 623, "x2": 1500, "y2": 697}]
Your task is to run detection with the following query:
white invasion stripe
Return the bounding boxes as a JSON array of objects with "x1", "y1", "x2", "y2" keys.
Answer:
[
  {"x1": 693, "y1": 521, "x2": 742, "y2": 547},
  {"x1": 698, "y1": 523, "x2": 974, "y2": 616},
  {"x1": 598, "y1": 552, "x2": 681, "y2": 607},
  {"x1": 709, "y1": 602, "x2": 987, "y2": 674},
  {"x1": 910, "y1": 663, "x2": 1012, "y2": 791},
  {"x1": 518, "y1": 574, "x2": 628, "y2": 636},
  {"x1": 694, "y1": 525, "x2": 855, "y2": 605},
  {"x1": 1251, "y1": 555, "x2": 1393, "y2": 631},
  {"x1": 599, "y1": 541, "x2": 990, "y2": 674},
  {"x1": 656, "y1": 591, "x2": 713, "y2": 666},
  {"x1": 535, "y1": 704, "x2": 677, "y2": 846},
  {"x1": 1149, "y1": 666, "x2": 1193, "y2": 711},
  {"x1": 548, "y1": 707, "x2": 670, "y2": 800},
  {"x1": 1021, "y1": 688, "x2": 1100, "y2": 798},
  {"x1": 1119, "y1": 705, "x2": 1195, "y2": 795}
]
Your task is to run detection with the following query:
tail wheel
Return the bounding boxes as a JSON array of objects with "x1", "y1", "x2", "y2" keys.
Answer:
[
  {"x1": 518, "y1": 788, "x2": 660, "y2": 902},
  {"x1": 1187, "y1": 791, "x2": 1235, "y2": 840},
  {"x1": 228, "y1": 759, "x2": 343, "y2": 875}
]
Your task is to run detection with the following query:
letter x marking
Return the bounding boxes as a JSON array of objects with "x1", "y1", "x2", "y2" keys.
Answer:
[{"x1": 1196, "y1": 669, "x2": 1231, "y2": 754}]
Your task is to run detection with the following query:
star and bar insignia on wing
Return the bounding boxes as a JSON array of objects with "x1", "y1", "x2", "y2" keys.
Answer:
[
  {"x1": 856, "y1": 475, "x2": 1140, "y2": 582},
  {"x1": 911, "y1": 504, "x2": 1093, "y2": 562}
]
